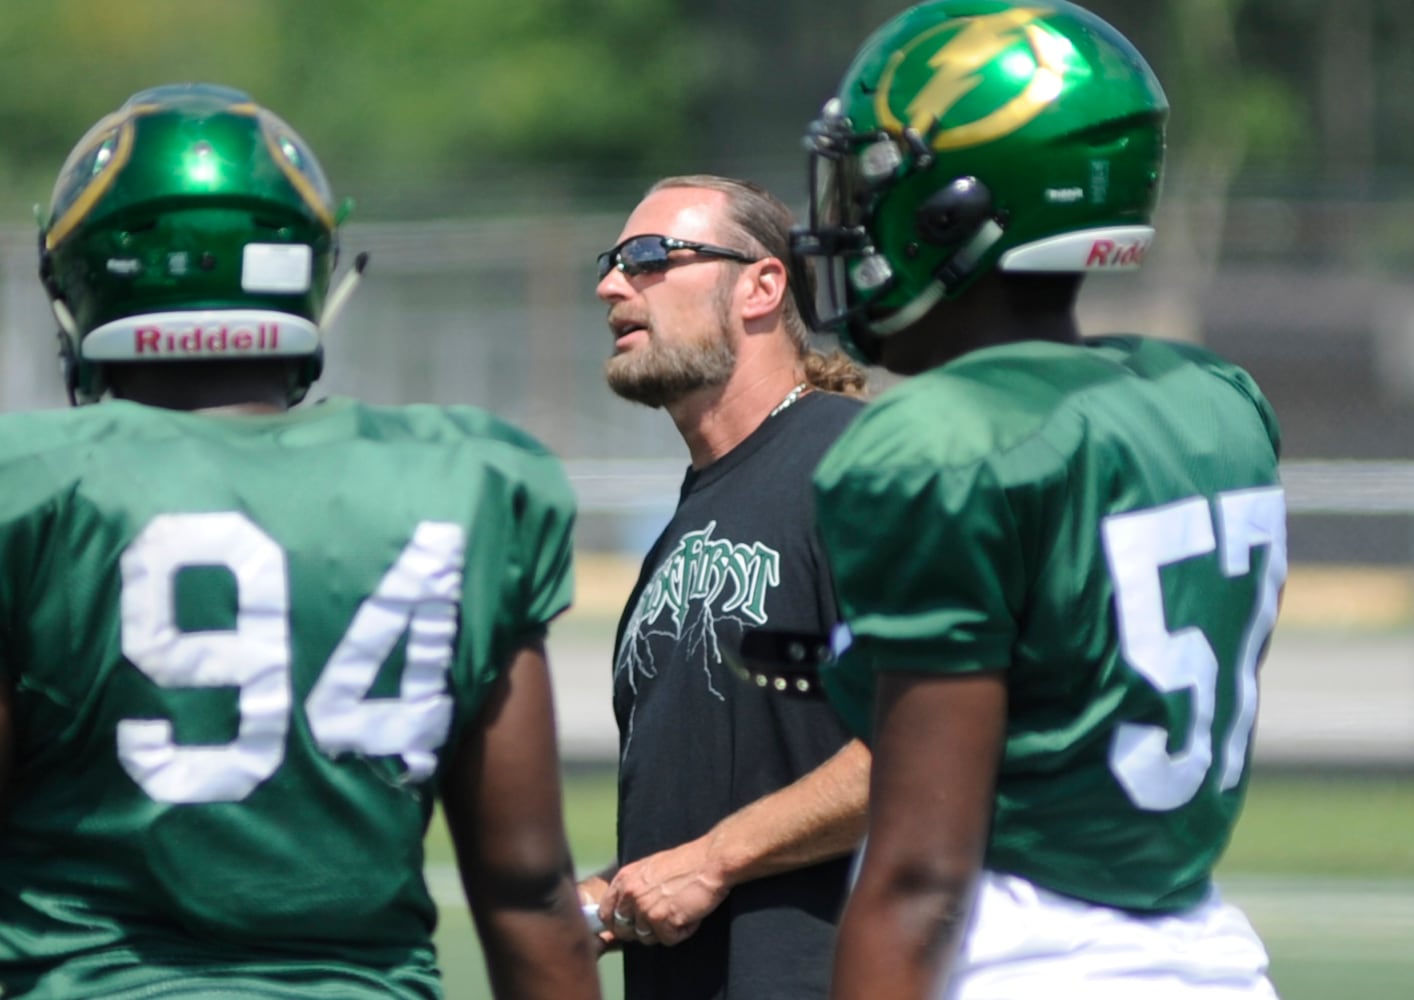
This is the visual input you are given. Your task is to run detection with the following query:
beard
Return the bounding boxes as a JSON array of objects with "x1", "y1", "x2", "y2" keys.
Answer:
[
  {"x1": 604, "y1": 289, "x2": 737, "y2": 408},
  {"x1": 604, "y1": 332, "x2": 737, "y2": 408}
]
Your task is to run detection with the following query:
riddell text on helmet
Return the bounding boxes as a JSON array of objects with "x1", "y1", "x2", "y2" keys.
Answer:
[
  {"x1": 134, "y1": 323, "x2": 282, "y2": 354},
  {"x1": 1086, "y1": 239, "x2": 1147, "y2": 268}
]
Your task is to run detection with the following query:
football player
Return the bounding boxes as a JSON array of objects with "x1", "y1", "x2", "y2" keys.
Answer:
[
  {"x1": 790, "y1": 3, "x2": 1286, "y2": 998},
  {"x1": 0, "y1": 84, "x2": 599, "y2": 1000}
]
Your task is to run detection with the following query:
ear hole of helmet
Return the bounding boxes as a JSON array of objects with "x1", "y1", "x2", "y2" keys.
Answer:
[
  {"x1": 913, "y1": 176, "x2": 1004, "y2": 292},
  {"x1": 914, "y1": 176, "x2": 993, "y2": 246}
]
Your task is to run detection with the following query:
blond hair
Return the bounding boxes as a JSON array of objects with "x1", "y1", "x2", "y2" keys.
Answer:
[{"x1": 648, "y1": 174, "x2": 869, "y2": 398}]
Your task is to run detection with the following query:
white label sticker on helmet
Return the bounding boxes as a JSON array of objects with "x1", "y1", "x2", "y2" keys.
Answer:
[
  {"x1": 242, "y1": 244, "x2": 312, "y2": 294},
  {"x1": 999, "y1": 226, "x2": 1155, "y2": 273}
]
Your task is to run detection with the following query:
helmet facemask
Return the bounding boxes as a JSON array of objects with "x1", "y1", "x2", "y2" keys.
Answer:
[{"x1": 791, "y1": 102, "x2": 1008, "y2": 363}]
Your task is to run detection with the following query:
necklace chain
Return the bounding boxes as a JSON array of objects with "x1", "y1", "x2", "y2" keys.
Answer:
[{"x1": 769, "y1": 381, "x2": 809, "y2": 418}]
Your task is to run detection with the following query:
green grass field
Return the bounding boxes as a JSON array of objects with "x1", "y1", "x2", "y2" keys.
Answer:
[{"x1": 424, "y1": 767, "x2": 1414, "y2": 999}]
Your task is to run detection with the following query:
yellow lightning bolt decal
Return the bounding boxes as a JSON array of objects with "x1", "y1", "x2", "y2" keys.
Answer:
[
  {"x1": 876, "y1": 8, "x2": 1066, "y2": 152},
  {"x1": 45, "y1": 108, "x2": 144, "y2": 251}
]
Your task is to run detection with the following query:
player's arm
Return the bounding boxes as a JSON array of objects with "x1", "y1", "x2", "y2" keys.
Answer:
[
  {"x1": 601, "y1": 736, "x2": 870, "y2": 947},
  {"x1": 442, "y1": 639, "x2": 601, "y2": 1000},
  {"x1": 830, "y1": 669, "x2": 1006, "y2": 1000}
]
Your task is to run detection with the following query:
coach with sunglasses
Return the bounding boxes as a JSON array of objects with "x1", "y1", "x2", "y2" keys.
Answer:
[{"x1": 579, "y1": 175, "x2": 869, "y2": 1000}]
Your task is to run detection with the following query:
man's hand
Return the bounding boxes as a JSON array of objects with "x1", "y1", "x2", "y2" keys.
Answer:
[
  {"x1": 598, "y1": 835, "x2": 728, "y2": 947},
  {"x1": 577, "y1": 871, "x2": 621, "y2": 957}
]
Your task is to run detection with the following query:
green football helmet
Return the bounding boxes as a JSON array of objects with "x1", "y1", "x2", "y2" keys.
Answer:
[
  {"x1": 790, "y1": 0, "x2": 1168, "y2": 362},
  {"x1": 39, "y1": 83, "x2": 348, "y2": 404}
]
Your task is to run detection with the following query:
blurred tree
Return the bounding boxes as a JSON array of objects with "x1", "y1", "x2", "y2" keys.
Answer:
[
  {"x1": 673, "y1": 0, "x2": 909, "y2": 198},
  {"x1": 0, "y1": 4, "x2": 288, "y2": 215},
  {"x1": 1148, "y1": 0, "x2": 1252, "y2": 333},
  {"x1": 0, "y1": 0, "x2": 705, "y2": 221},
  {"x1": 0, "y1": 0, "x2": 1407, "y2": 230}
]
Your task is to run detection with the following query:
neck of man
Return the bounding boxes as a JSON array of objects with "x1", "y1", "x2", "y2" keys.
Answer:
[
  {"x1": 669, "y1": 365, "x2": 807, "y2": 470},
  {"x1": 106, "y1": 361, "x2": 295, "y2": 414},
  {"x1": 883, "y1": 272, "x2": 1084, "y2": 374}
]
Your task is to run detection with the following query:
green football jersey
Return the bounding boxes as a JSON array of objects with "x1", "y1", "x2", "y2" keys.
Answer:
[
  {"x1": 0, "y1": 397, "x2": 576, "y2": 999},
  {"x1": 814, "y1": 336, "x2": 1286, "y2": 912}
]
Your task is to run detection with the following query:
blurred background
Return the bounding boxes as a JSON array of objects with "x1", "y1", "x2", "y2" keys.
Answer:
[{"x1": 0, "y1": 2, "x2": 1410, "y2": 997}]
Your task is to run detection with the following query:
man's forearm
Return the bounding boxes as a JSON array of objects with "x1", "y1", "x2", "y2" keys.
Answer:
[{"x1": 705, "y1": 738, "x2": 870, "y2": 886}]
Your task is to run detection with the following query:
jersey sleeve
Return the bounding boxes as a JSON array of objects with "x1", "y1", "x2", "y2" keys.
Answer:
[
  {"x1": 0, "y1": 417, "x2": 73, "y2": 688},
  {"x1": 1221, "y1": 362, "x2": 1283, "y2": 461},
  {"x1": 506, "y1": 449, "x2": 577, "y2": 639},
  {"x1": 813, "y1": 424, "x2": 1027, "y2": 738},
  {"x1": 1158, "y1": 338, "x2": 1283, "y2": 462},
  {"x1": 439, "y1": 441, "x2": 578, "y2": 755}
]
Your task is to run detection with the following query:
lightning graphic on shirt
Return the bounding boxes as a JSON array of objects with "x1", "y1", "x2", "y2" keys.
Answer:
[{"x1": 615, "y1": 522, "x2": 781, "y2": 756}]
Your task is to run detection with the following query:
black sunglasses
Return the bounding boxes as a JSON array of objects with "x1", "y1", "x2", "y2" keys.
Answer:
[{"x1": 597, "y1": 234, "x2": 761, "y2": 280}]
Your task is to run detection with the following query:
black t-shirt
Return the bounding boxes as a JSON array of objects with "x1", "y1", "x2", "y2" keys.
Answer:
[{"x1": 613, "y1": 390, "x2": 865, "y2": 1000}]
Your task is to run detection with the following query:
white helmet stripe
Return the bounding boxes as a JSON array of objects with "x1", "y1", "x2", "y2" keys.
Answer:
[
  {"x1": 999, "y1": 226, "x2": 1155, "y2": 272},
  {"x1": 82, "y1": 310, "x2": 320, "y2": 361}
]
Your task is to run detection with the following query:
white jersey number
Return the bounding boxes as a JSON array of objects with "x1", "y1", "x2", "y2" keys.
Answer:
[
  {"x1": 119, "y1": 512, "x2": 465, "y2": 803},
  {"x1": 1101, "y1": 487, "x2": 1286, "y2": 812}
]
